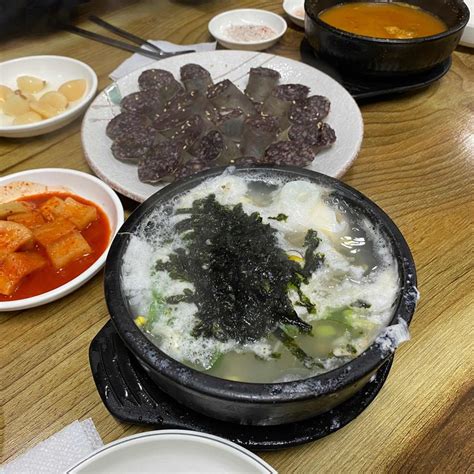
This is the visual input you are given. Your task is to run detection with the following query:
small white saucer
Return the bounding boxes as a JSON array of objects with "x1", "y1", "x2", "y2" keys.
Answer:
[
  {"x1": 283, "y1": 0, "x2": 305, "y2": 28},
  {"x1": 208, "y1": 9, "x2": 287, "y2": 51},
  {"x1": 0, "y1": 55, "x2": 98, "y2": 138}
]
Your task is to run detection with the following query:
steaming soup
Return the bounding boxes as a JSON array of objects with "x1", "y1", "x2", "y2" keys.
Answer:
[{"x1": 122, "y1": 172, "x2": 401, "y2": 383}]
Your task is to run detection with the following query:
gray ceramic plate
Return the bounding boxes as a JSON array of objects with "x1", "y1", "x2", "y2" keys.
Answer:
[{"x1": 81, "y1": 50, "x2": 363, "y2": 202}]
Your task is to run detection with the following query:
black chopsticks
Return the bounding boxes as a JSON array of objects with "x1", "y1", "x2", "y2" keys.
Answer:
[
  {"x1": 88, "y1": 15, "x2": 166, "y2": 54},
  {"x1": 64, "y1": 16, "x2": 195, "y2": 60}
]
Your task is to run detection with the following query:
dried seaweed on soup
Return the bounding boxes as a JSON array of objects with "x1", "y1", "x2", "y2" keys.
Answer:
[{"x1": 155, "y1": 195, "x2": 326, "y2": 368}]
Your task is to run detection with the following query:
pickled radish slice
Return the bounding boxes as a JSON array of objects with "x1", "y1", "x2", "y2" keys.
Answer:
[
  {"x1": 13, "y1": 111, "x2": 43, "y2": 125},
  {"x1": 30, "y1": 100, "x2": 59, "y2": 119},
  {"x1": 17, "y1": 75, "x2": 46, "y2": 94},
  {"x1": 39, "y1": 91, "x2": 68, "y2": 111},
  {"x1": 14, "y1": 89, "x2": 35, "y2": 102},
  {"x1": 0, "y1": 85, "x2": 13, "y2": 102},
  {"x1": 58, "y1": 79, "x2": 86, "y2": 101},
  {"x1": 3, "y1": 94, "x2": 30, "y2": 116},
  {"x1": 0, "y1": 85, "x2": 14, "y2": 111}
]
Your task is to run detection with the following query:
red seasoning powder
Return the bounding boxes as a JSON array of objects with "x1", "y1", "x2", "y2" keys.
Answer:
[{"x1": 225, "y1": 24, "x2": 277, "y2": 42}]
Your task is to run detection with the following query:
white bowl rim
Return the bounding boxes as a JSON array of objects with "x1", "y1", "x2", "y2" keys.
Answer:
[
  {"x1": 282, "y1": 0, "x2": 305, "y2": 21},
  {"x1": 0, "y1": 168, "x2": 124, "y2": 311},
  {"x1": 66, "y1": 429, "x2": 276, "y2": 474},
  {"x1": 208, "y1": 8, "x2": 288, "y2": 45},
  {"x1": 0, "y1": 55, "x2": 98, "y2": 132}
]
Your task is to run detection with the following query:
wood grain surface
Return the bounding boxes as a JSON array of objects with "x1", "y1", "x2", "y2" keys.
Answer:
[{"x1": 1, "y1": 0, "x2": 473, "y2": 472}]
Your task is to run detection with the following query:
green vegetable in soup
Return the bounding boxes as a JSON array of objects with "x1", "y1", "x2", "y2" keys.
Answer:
[
  {"x1": 268, "y1": 213, "x2": 288, "y2": 222},
  {"x1": 312, "y1": 320, "x2": 346, "y2": 339}
]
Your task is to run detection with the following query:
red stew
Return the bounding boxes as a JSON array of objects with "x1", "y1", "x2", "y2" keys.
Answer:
[{"x1": 0, "y1": 193, "x2": 111, "y2": 302}]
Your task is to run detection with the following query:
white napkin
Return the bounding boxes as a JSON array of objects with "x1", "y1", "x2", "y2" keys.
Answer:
[
  {"x1": 1, "y1": 419, "x2": 103, "y2": 474},
  {"x1": 110, "y1": 40, "x2": 217, "y2": 81}
]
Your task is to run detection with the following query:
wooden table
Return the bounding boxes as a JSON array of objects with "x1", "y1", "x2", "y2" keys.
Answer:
[{"x1": 1, "y1": 0, "x2": 473, "y2": 471}]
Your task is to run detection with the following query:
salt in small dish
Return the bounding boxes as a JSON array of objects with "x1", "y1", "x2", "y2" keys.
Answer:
[
  {"x1": 0, "y1": 55, "x2": 98, "y2": 138},
  {"x1": 283, "y1": 0, "x2": 305, "y2": 28},
  {"x1": 208, "y1": 9, "x2": 287, "y2": 51},
  {"x1": 0, "y1": 168, "x2": 124, "y2": 312}
]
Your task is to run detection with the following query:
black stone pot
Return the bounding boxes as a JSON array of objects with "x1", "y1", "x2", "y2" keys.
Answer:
[
  {"x1": 305, "y1": 0, "x2": 469, "y2": 75},
  {"x1": 104, "y1": 166, "x2": 418, "y2": 426}
]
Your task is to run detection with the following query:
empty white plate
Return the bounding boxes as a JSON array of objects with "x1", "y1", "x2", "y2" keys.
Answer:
[{"x1": 67, "y1": 430, "x2": 276, "y2": 474}]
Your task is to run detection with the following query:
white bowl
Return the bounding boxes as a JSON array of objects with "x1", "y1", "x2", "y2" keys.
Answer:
[
  {"x1": 283, "y1": 0, "x2": 305, "y2": 28},
  {"x1": 0, "y1": 55, "x2": 98, "y2": 138},
  {"x1": 208, "y1": 9, "x2": 287, "y2": 51},
  {"x1": 0, "y1": 168, "x2": 124, "y2": 311},
  {"x1": 68, "y1": 430, "x2": 276, "y2": 473}
]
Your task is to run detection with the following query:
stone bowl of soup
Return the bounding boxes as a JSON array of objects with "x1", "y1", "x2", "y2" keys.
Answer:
[
  {"x1": 305, "y1": 0, "x2": 470, "y2": 75},
  {"x1": 104, "y1": 166, "x2": 418, "y2": 426}
]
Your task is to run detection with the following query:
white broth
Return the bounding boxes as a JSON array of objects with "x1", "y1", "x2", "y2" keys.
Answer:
[{"x1": 121, "y1": 172, "x2": 400, "y2": 383}]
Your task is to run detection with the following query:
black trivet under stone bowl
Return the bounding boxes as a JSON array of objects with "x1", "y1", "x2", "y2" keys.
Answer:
[
  {"x1": 90, "y1": 321, "x2": 394, "y2": 450},
  {"x1": 299, "y1": 38, "x2": 452, "y2": 101}
]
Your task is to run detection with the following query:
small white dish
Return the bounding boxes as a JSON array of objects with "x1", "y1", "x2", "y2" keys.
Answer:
[
  {"x1": 67, "y1": 430, "x2": 276, "y2": 474},
  {"x1": 283, "y1": 0, "x2": 305, "y2": 28},
  {"x1": 0, "y1": 55, "x2": 98, "y2": 138},
  {"x1": 208, "y1": 9, "x2": 287, "y2": 51},
  {"x1": 0, "y1": 168, "x2": 124, "y2": 312}
]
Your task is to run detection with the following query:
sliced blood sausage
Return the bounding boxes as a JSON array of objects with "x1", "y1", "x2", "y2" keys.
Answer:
[
  {"x1": 106, "y1": 112, "x2": 152, "y2": 140},
  {"x1": 240, "y1": 115, "x2": 280, "y2": 158},
  {"x1": 272, "y1": 84, "x2": 310, "y2": 102},
  {"x1": 289, "y1": 95, "x2": 331, "y2": 125},
  {"x1": 288, "y1": 122, "x2": 336, "y2": 148},
  {"x1": 192, "y1": 130, "x2": 225, "y2": 162},
  {"x1": 120, "y1": 91, "x2": 163, "y2": 116},
  {"x1": 139, "y1": 69, "x2": 176, "y2": 90},
  {"x1": 180, "y1": 64, "x2": 213, "y2": 93},
  {"x1": 217, "y1": 108, "x2": 245, "y2": 142},
  {"x1": 137, "y1": 141, "x2": 182, "y2": 184},
  {"x1": 262, "y1": 141, "x2": 316, "y2": 167},
  {"x1": 138, "y1": 69, "x2": 183, "y2": 102},
  {"x1": 175, "y1": 158, "x2": 212, "y2": 179},
  {"x1": 207, "y1": 79, "x2": 256, "y2": 116},
  {"x1": 261, "y1": 84, "x2": 310, "y2": 127},
  {"x1": 245, "y1": 67, "x2": 281, "y2": 103},
  {"x1": 111, "y1": 134, "x2": 153, "y2": 164},
  {"x1": 165, "y1": 115, "x2": 206, "y2": 150}
]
